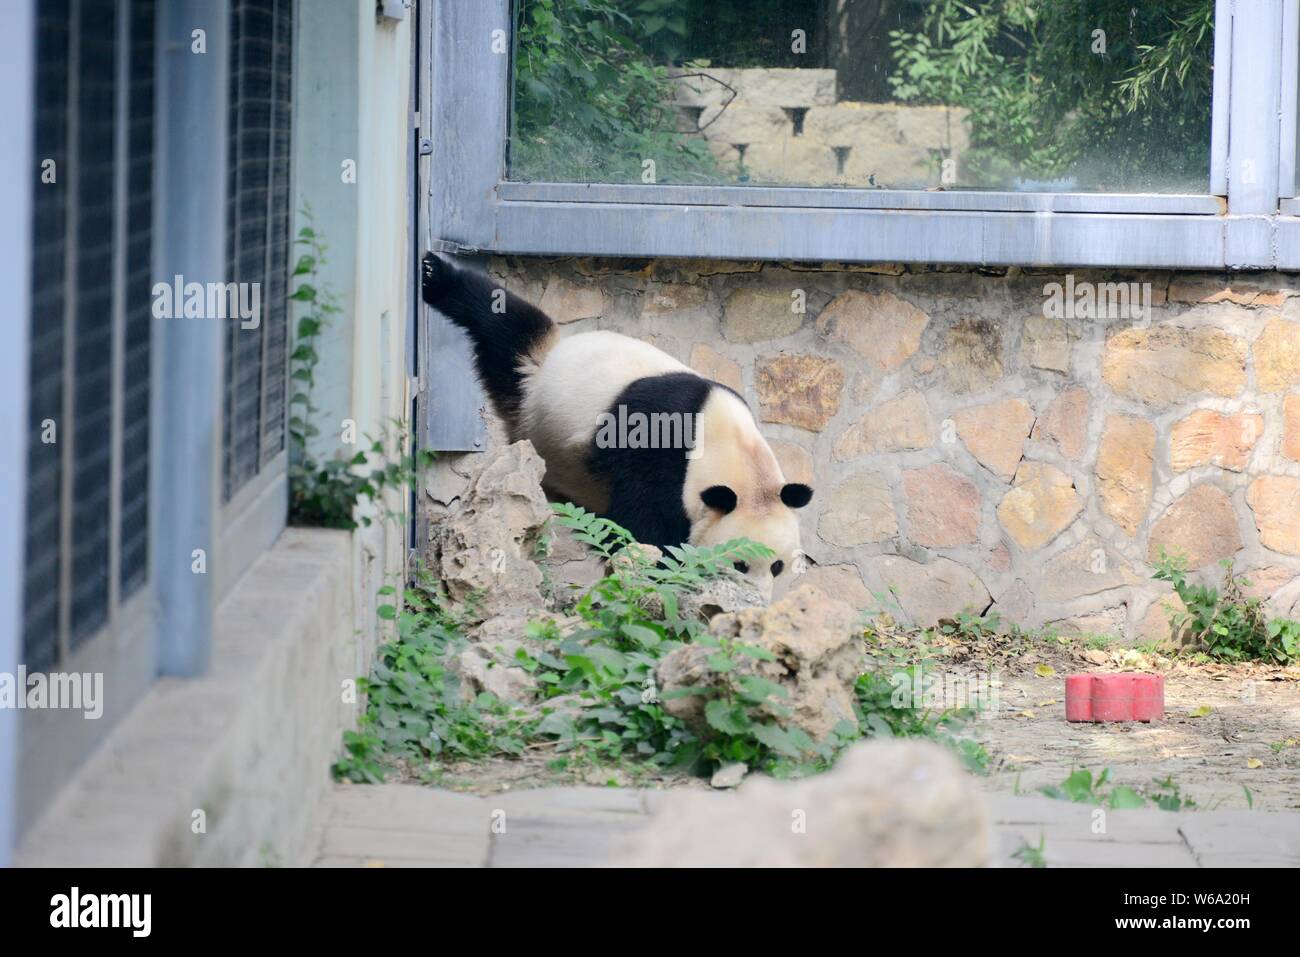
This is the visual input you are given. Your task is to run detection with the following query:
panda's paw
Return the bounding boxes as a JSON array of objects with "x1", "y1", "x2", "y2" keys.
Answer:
[{"x1": 421, "y1": 252, "x2": 455, "y2": 304}]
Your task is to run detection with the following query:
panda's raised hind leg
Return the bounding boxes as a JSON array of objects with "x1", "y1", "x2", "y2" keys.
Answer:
[{"x1": 421, "y1": 253, "x2": 556, "y2": 427}]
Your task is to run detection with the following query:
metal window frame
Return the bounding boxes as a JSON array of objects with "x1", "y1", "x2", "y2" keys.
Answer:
[
  {"x1": 12, "y1": 0, "x2": 163, "y2": 844},
  {"x1": 431, "y1": 0, "x2": 1300, "y2": 270},
  {"x1": 215, "y1": 0, "x2": 295, "y2": 601},
  {"x1": 0, "y1": 0, "x2": 36, "y2": 871}
]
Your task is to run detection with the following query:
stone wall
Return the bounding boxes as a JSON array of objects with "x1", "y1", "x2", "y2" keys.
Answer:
[
  {"x1": 672, "y1": 68, "x2": 968, "y2": 188},
  {"x1": 459, "y1": 257, "x2": 1300, "y2": 642}
]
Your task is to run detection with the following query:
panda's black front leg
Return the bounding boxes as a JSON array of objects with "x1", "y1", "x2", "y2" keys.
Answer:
[{"x1": 603, "y1": 470, "x2": 692, "y2": 554}]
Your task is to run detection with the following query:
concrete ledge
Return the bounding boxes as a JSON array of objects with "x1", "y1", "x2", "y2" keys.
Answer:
[{"x1": 18, "y1": 528, "x2": 358, "y2": 867}]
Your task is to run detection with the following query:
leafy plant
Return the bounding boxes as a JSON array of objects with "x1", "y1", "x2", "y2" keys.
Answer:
[
  {"x1": 338, "y1": 502, "x2": 989, "y2": 785},
  {"x1": 511, "y1": 0, "x2": 717, "y2": 183},
  {"x1": 888, "y1": 0, "x2": 1214, "y2": 190},
  {"x1": 539, "y1": 503, "x2": 837, "y2": 772},
  {"x1": 1153, "y1": 550, "x2": 1299, "y2": 663},
  {"x1": 287, "y1": 210, "x2": 434, "y2": 529},
  {"x1": 1012, "y1": 833, "x2": 1047, "y2": 868},
  {"x1": 331, "y1": 581, "x2": 533, "y2": 784},
  {"x1": 1040, "y1": 767, "x2": 1194, "y2": 811}
]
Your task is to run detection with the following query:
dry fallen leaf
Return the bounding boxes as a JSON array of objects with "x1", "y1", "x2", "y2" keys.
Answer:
[
  {"x1": 1018, "y1": 709, "x2": 1036, "y2": 718},
  {"x1": 1246, "y1": 758, "x2": 1263, "y2": 769},
  {"x1": 1037, "y1": 699, "x2": 1058, "y2": 707},
  {"x1": 1035, "y1": 664, "x2": 1056, "y2": 678},
  {"x1": 1084, "y1": 649, "x2": 1109, "y2": 665},
  {"x1": 1189, "y1": 705, "x2": 1213, "y2": 718}
]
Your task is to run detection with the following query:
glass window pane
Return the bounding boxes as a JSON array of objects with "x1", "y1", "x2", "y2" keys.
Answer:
[{"x1": 508, "y1": 0, "x2": 1215, "y2": 193}]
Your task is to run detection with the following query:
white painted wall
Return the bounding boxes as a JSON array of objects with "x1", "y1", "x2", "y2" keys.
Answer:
[{"x1": 290, "y1": 0, "x2": 413, "y2": 671}]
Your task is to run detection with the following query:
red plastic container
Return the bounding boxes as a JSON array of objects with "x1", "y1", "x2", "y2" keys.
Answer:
[{"x1": 1064, "y1": 673, "x2": 1164, "y2": 723}]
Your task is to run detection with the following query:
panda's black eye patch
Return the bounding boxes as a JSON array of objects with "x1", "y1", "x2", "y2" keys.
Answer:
[
  {"x1": 733, "y1": 561, "x2": 749, "y2": 574},
  {"x1": 702, "y1": 485, "x2": 738, "y2": 514},
  {"x1": 770, "y1": 560, "x2": 784, "y2": 577}
]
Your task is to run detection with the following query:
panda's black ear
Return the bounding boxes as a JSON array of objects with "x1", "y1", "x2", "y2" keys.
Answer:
[
  {"x1": 781, "y1": 483, "x2": 813, "y2": 509},
  {"x1": 700, "y1": 485, "x2": 738, "y2": 515}
]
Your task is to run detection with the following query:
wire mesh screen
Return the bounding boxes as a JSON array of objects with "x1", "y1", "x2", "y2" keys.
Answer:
[
  {"x1": 23, "y1": 0, "x2": 156, "y2": 669},
  {"x1": 223, "y1": 0, "x2": 294, "y2": 501},
  {"x1": 24, "y1": 0, "x2": 72, "y2": 674},
  {"x1": 119, "y1": 0, "x2": 155, "y2": 599},
  {"x1": 68, "y1": 0, "x2": 118, "y2": 649}
]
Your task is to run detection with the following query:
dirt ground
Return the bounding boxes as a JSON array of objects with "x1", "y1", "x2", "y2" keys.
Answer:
[
  {"x1": 403, "y1": 630, "x2": 1300, "y2": 809},
  {"x1": 913, "y1": 631, "x2": 1300, "y2": 811}
]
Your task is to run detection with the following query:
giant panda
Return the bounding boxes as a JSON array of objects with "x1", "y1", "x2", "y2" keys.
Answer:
[{"x1": 422, "y1": 254, "x2": 813, "y2": 597}]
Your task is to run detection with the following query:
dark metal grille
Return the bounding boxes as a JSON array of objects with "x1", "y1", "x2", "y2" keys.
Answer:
[
  {"x1": 119, "y1": 0, "x2": 155, "y2": 598},
  {"x1": 24, "y1": 0, "x2": 72, "y2": 673},
  {"x1": 23, "y1": 0, "x2": 156, "y2": 668},
  {"x1": 223, "y1": 0, "x2": 294, "y2": 500},
  {"x1": 68, "y1": 0, "x2": 118, "y2": 648}
]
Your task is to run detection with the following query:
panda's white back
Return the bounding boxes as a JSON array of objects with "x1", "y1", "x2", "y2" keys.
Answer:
[{"x1": 519, "y1": 330, "x2": 689, "y2": 508}]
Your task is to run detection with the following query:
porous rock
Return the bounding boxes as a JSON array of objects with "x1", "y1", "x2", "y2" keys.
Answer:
[
  {"x1": 449, "y1": 609, "x2": 579, "y2": 705},
  {"x1": 655, "y1": 584, "x2": 863, "y2": 742},
  {"x1": 614, "y1": 739, "x2": 991, "y2": 867},
  {"x1": 427, "y1": 441, "x2": 551, "y2": 624}
]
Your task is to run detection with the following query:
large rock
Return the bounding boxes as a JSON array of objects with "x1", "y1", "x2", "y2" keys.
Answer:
[
  {"x1": 742, "y1": 138, "x2": 840, "y2": 185},
  {"x1": 679, "y1": 575, "x2": 771, "y2": 622},
  {"x1": 815, "y1": 290, "x2": 930, "y2": 372},
  {"x1": 768, "y1": 439, "x2": 815, "y2": 486},
  {"x1": 1284, "y1": 393, "x2": 1300, "y2": 462},
  {"x1": 796, "y1": 563, "x2": 873, "y2": 611},
  {"x1": 1170, "y1": 409, "x2": 1262, "y2": 472},
  {"x1": 1253, "y1": 318, "x2": 1300, "y2": 392},
  {"x1": 1147, "y1": 484, "x2": 1242, "y2": 568},
  {"x1": 818, "y1": 470, "x2": 898, "y2": 546},
  {"x1": 804, "y1": 103, "x2": 900, "y2": 145},
  {"x1": 688, "y1": 343, "x2": 744, "y2": 392},
  {"x1": 996, "y1": 461, "x2": 1082, "y2": 551},
  {"x1": 542, "y1": 523, "x2": 607, "y2": 607},
  {"x1": 702, "y1": 106, "x2": 791, "y2": 149},
  {"x1": 641, "y1": 282, "x2": 711, "y2": 317},
  {"x1": 1246, "y1": 476, "x2": 1300, "y2": 556},
  {"x1": 937, "y1": 318, "x2": 1004, "y2": 394},
  {"x1": 833, "y1": 390, "x2": 934, "y2": 459},
  {"x1": 1137, "y1": 590, "x2": 1192, "y2": 647},
  {"x1": 722, "y1": 287, "x2": 804, "y2": 342},
  {"x1": 1102, "y1": 325, "x2": 1246, "y2": 406},
  {"x1": 868, "y1": 555, "x2": 991, "y2": 626},
  {"x1": 953, "y1": 397, "x2": 1035, "y2": 480},
  {"x1": 614, "y1": 739, "x2": 991, "y2": 867},
  {"x1": 1041, "y1": 540, "x2": 1141, "y2": 604},
  {"x1": 451, "y1": 610, "x2": 578, "y2": 705},
  {"x1": 674, "y1": 68, "x2": 837, "y2": 113},
  {"x1": 1096, "y1": 414, "x2": 1155, "y2": 535},
  {"x1": 1031, "y1": 386, "x2": 1089, "y2": 461},
  {"x1": 1020, "y1": 313, "x2": 1073, "y2": 373},
  {"x1": 655, "y1": 584, "x2": 863, "y2": 743},
  {"x1": 902, "y1": 464, "x2": 981, "y2": 547},
  {"x1": 427, "y1": 441, "x2": 551, "y2": 623},
  {"x1": 755, "y1": 353, "x2": 845, "y2": 431},
  {"x1": 537, "y1": 277, "x2": 606, "y2": 324}
]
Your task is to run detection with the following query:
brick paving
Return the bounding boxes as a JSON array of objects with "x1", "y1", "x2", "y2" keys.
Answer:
[{"x1": 312, "y1": 783, "x2": 1300, "y2": 868}]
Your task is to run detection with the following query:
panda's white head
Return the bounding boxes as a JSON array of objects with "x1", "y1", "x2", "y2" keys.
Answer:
[
  {"x1": 696, "y1": 482, "x2": 813, "y2": 599},
  {"x1": 685, "y1": 387, "x2": 814, "y2": 600}
]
